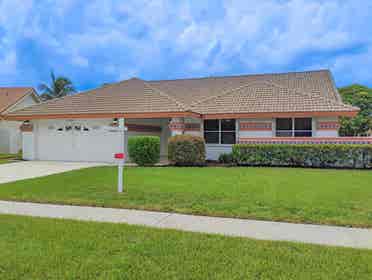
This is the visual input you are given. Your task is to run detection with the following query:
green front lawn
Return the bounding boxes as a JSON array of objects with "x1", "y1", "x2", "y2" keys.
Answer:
[
  {"x1": 1, "y1": 214, "x2": 371, "y2": 279},
  {"x1": 0, "y1": 166, "x2": 371, "y2": 227}
]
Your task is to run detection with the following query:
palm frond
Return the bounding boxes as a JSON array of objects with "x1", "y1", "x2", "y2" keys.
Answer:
[{"x1": 38, "y1": 71, "x2": 76, "y2": 100}]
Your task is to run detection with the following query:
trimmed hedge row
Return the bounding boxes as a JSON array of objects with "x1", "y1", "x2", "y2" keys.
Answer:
[
  {"x1": 128, "y1": 136, "x2": 160, "y2": 166},
  {"x1": 232, "y1": 144, "x2": 372, "y2": 169},
  {"x1": 168, "y1": 135, "x2": 206, "y2": 166}
]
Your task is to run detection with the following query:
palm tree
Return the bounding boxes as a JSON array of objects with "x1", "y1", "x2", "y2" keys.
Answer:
[{"x1": 38, "y1": 71, "x2": 76, "y2": 100}]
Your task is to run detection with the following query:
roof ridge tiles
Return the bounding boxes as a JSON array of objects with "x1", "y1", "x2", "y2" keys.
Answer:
[
  {"x1": 190, "y1": 80, "x2": 277, "y2": 108},
  {"x1": 143, "y1": 81, "x2": 188, "y2": 111},
  {"x1": 147, "y1": 69, "x2": 330, "y2": 83}
]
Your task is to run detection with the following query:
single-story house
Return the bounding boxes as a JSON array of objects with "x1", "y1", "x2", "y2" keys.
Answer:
[
  {"x1": 0, "y1": 87, "x2": 40, "y2": 154},
  {"x1": 4, "y1": 70, "x2": 368, "y2": 162}
]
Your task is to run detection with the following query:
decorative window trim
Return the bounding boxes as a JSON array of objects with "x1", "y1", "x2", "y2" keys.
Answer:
[
  {"x1": 238, "y1": 137, "x2": 372, "y2": 144},
  {"x1": 168, "y1": 122, "x2": 185, "y2": 131},
  {"x1": 317, "y1": 121, "x2": 340, "y2": 130},
  {"x1": 127, "y1": 124, "x2": 161, "y2": 133},
  {"x1": 184, "y1": 123, "x2": 201, "y2": 131},
  {"x1": 239, "y1": 122, "x2": 272, "y2": 131}
]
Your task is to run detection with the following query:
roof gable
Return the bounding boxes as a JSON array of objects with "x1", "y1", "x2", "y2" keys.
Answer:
[{"x1": 0, "y1": 87, "x2": 35, "y2": 114}]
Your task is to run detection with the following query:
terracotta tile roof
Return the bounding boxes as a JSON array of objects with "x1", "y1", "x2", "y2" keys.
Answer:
[
  {"x1": 190, "y1": 80, "x2": 356, "y2": 114},
  {"x1": 0, "y1": 87, "x2": 35, "y2": 114},
  {"x1": 6, "y1": 70, "x2": 358, "y2": 118},
  {"x1": 6, "y1": 78, "x2": 185, "y2": 117},
  {"x1": 148, "y1": 69, "x2": 343, "y2": 107}
]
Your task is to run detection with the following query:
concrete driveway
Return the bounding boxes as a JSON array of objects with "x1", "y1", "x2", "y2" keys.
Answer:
[{"x1": 0, "y1": 161, "x2": 105, "y2": 184}]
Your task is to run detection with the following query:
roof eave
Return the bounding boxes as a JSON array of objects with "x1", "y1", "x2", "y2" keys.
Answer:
[
  {"x1": 202, "y1": 110, "x2": 359, "y2": 119},
  {"x1": 4, "y1": 111, "x2": 201, "y2": 121}
]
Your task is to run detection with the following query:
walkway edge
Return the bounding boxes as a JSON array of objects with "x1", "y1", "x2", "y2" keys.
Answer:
[{"x1": 0, "y1": 200, "x2": 372, "y2": 250}]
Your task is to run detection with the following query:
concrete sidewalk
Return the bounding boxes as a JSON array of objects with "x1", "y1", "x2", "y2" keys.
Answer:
[{"x1": 1, "y1": 200, "x2": 371, "y2": 250}]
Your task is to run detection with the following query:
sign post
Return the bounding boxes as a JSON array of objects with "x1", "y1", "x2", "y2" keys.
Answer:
[
  {"x1": 115, "y1": 153, "x2": 125, "y2": 192},
  {"x1": 116, "y1": 117, "x2": 126, "y2": 193}
]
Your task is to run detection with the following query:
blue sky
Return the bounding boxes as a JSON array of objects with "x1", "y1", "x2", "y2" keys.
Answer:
[{"x1": 0, "y1": 0, "x2": 371, "y2": 92}]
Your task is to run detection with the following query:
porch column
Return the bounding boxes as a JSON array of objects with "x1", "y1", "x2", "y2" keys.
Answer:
[{"x1": 169, "y1": 117, "x2": 185, "y2": 136}]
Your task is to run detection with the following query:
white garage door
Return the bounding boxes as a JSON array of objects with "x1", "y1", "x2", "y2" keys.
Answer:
[{"x1": 36, "y1": 120, "x2": 123, "y2": 162}]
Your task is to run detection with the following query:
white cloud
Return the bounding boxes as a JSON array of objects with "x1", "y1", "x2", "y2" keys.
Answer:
[{"x1": 0, "y1": 0, "x2": 371, "y2": 87}]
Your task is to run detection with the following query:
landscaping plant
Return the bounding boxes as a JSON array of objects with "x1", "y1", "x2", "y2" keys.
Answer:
[
  {"x1": 232, "y1": 144, "x2": 372, "y2": 168},
  {"x1": 128, "y1": 136, "x2": 160, "y2": 166},
  {"x1": 218, "y1": 153, "x2": 234, "y2": 164},
  {"x1": 168, "y1": 135, "x2": 205, "y2": 166}
]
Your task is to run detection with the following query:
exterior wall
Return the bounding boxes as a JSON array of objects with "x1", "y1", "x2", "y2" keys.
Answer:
[
  {"x1": 238, "y1": 118, "x2": 274, "y2": 138},
  {"x1": 205, "y1": 118, "x2": 274, "y2": 160},
  {"x1": 22, "y1": 118, "x2": 169, "y2": 163},
  {"x1": 125, "y1": 118, "x2": 168, "y2": 158},
  {"x1": 206, "y1": 144, "x2": 232, "y2": 161},
  {"x1": 6, "y1": 94, "x2": 39, "y2": 113},
  {"x1": 20, "y1": 115, "x2": 345, "y2": 162},
  {"x1": 0, "y1": 121, "x2": 10, "y2": 153},
  {"x1": 0, "y1": 120, "x2": 22, "y2": 154},
  {"x1": 204, "y1": 117, "x2": 343, "y2": 160},
  {"x1": 22, "y1": 131, "x2": 34, "y2": 160},
  {"x1": 313, "y1": 117, "x2": 339, "y2": 137},
  {"x1": 184, "y1": 117, "x2": 202, "y2": 137},
  {"x1": 0, "y1": 94, "x2": 39, "y2": 154}
]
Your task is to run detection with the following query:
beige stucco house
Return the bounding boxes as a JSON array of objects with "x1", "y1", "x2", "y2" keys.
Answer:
[{"x1": 5, "y1": 70, "x2": 367, "y2": 162}]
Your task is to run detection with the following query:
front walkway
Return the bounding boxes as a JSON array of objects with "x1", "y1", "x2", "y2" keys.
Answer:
[
  {"x1": 1, "y1": 200, "x2": 371, "y2": 250},
  {"x1": 0, "y1": 161, "x2": 104, "y2": 184}
]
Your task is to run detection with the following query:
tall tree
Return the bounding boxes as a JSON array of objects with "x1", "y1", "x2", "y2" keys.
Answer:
[
  {"x1": 38, "y1": 71, "x2": 76, "y2": 101},
  {"x1": 338, "y1": 84, "x2": 372, "y2": 136}
]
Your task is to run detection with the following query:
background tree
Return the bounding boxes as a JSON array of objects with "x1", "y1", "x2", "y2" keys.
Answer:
[
  {"x1": 338, "y1": 84, "x2": 372, "y2": 136},
  {"x1": 38, "y1": 71, "x2": 76, "y2": 101}
]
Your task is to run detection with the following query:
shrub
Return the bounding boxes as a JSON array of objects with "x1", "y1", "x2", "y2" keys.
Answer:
[
  {"x1": 168, "y1": 135, "x2": 206, "y2": 166},
  {"x1": 218, "y1": 153, "x2": 234, "y2": 164},
  {"x1": 232, "y1": 144, "x2": 372, "y2": 169},
  {"x1": 128, "y1": 136, "x2": 160, "y2": 166}
]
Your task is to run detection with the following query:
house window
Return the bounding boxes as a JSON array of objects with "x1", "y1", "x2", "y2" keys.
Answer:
[
  {"x1": 204, "y1": 119, "x2": 236, "y2": 144},
  {"x1": 294, "y1": 118, "x2": 312, "y2": 137},
  {"x1": 276, "y1": 118, "x2": 312, "y2": 137},
  {"x1": 276, "y1": 118, "x2": 292, "y2": 137}
]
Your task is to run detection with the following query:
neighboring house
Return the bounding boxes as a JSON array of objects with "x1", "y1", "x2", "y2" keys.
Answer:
[
  {"x1": 0, "y1": 88, "x2": 40, "y2": 154},
  {"x1": 4, "y1": 70, "x2": 366, "y2": 162}
]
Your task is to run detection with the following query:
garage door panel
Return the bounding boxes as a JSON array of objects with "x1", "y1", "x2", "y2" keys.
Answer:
[
  {"x1": 36, "y1": 120, "x2": 123, "y2": 162},
  {"x1": 75, "y1": 131, "x2": 122, "y2": 162},
  {"x1": 38, "y1": 132, "x2": 73, "y2": 161}
]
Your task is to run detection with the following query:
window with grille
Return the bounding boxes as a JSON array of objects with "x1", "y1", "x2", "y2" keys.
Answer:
[
  {"x1": 276, "y1": 118, "x2": 312, "y2": 137},
  {"x1": 204, "y1": 119, "x2": 236, "y2": 144}
]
